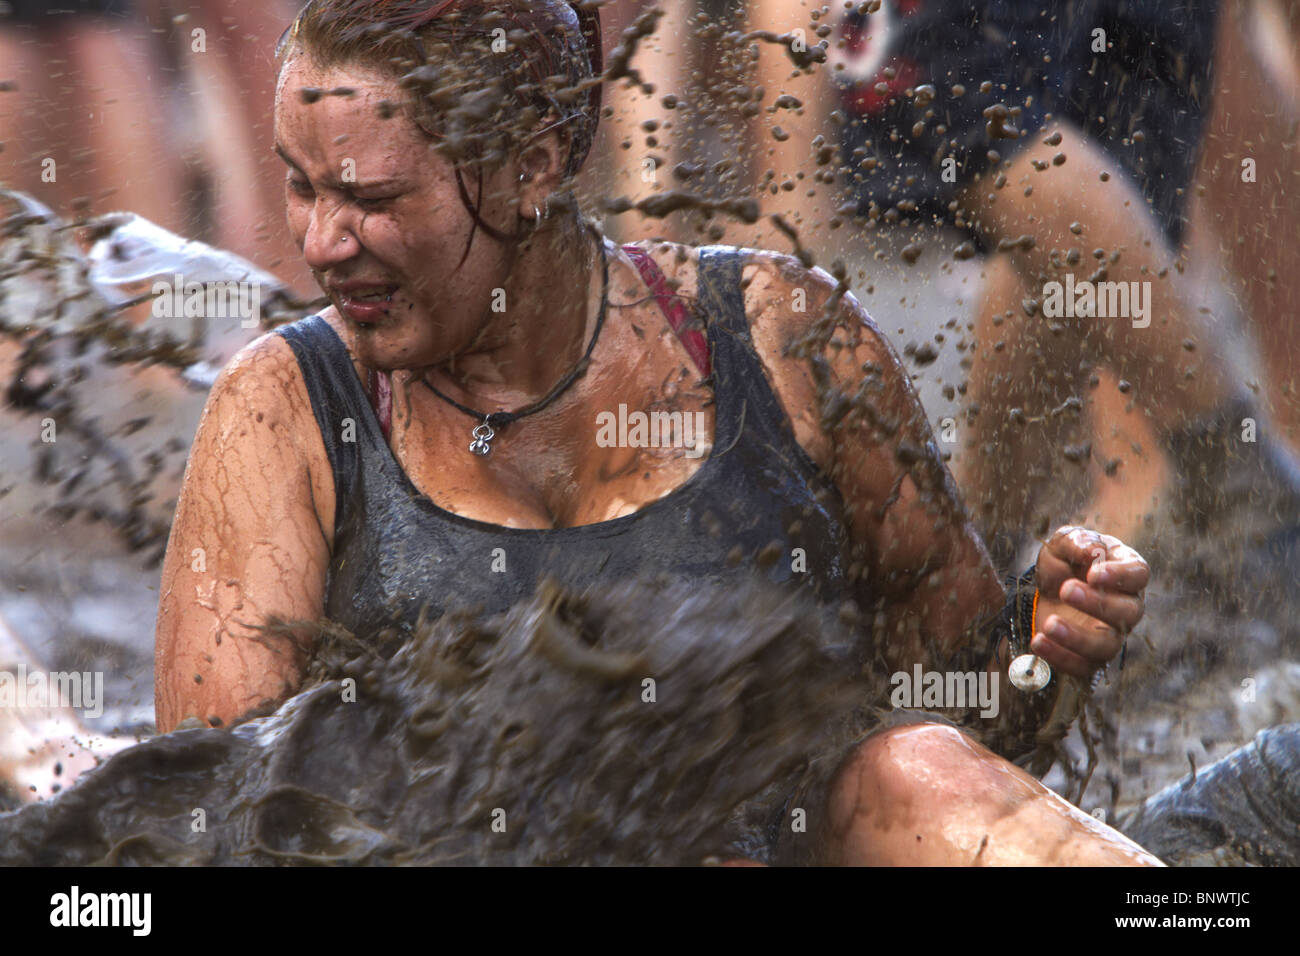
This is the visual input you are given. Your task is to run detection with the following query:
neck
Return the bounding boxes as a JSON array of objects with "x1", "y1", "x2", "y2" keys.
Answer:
[{"x1": 426, "y1": 217, "x2": 603, "y2": 411}]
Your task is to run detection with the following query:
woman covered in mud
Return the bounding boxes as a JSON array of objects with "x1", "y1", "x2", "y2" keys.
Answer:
[{"x1": 155, "y1": 0, "x2": 1157, "y2": 865}]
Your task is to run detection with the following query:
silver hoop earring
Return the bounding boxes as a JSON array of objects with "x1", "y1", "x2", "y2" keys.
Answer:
[{"x1": 533, "y1": 205, "x2": 541, "y2": 223}]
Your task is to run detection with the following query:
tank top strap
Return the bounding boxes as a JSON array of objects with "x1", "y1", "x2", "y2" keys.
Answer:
[
  {"x1": 275, "y1": 314, "x2": 386, "y2": 535},
  {"x1": 695, "y1": 245, "x2": 750, "y2": 340},
  {"x1": 695, "y1": 246, "x2": 813, "y2": 463}
]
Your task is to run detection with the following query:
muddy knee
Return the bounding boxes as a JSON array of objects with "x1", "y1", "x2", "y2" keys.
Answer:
[
  {"x1": 828, "y1": 723, "x2": 1034, "y2": 837},
  {"x1": 829, "y1": 723, "x2": 1160, "y2": 865}
]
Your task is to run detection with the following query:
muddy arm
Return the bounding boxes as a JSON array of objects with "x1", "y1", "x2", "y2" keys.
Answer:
[
  {"x1": 154, "y1": 333, "x2": 331, "y2": 733},
  {"x1": 742, "y1": 249, "x2": 1057, "y2": 738}
]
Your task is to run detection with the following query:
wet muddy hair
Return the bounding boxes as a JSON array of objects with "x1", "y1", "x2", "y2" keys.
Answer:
[{"x1": 276, "y1": 0, "x2": 604, "y2": 264}]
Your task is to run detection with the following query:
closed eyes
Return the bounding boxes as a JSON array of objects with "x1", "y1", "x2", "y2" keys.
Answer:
[{"x1": 286, "y1": 176, "x2": 397, "y2": 210}]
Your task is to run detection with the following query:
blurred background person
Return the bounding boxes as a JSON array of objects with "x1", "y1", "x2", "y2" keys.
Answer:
[
  {"x1": 0, "y1": 0, "x2": 186, "y2": 231},
  {"x1": 162, "y1": 0, "x2": 315, "y2": 295},
  {"x1": 0, "y1": 0, "x2": 314, "y2": 294},
  {"x1": 588, "y1": 0, "x2": 770, "y2": 246},
  {"x1": 1186, "y1": 0, "x2": 1300, "y2": 451},
  {"x1": 741, "y1": 0, "x2": 1300, "y2": 584}
]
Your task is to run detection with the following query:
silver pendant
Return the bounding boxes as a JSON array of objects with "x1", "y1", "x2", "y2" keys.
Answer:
[
  {"x1": 1009, "y1": 654, "x2": 1051, "y2": 692},
  {"x1": 469, "y1": 421, "x2": 495, "y2": 456}
]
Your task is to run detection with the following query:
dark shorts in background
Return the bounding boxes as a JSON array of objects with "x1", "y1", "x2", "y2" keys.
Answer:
[{"x1": 834, "y1": 0, "x2": 1220, "y2": 247}]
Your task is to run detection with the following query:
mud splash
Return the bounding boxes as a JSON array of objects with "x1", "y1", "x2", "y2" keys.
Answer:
[
  {"x1": 0, "y1": 578, "x2": 887, "y2": 866},
  {"x1": 4, "y1": 574, "x2": 1299, "y2": 865},
  {"x1": 0, "y1": 189, "x2": 319, "y2": 564}
]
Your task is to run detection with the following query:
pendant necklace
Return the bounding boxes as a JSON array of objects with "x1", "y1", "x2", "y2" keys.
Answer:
[{"x1": 421, "y1": 225, "x2": 609, "y2": 456}]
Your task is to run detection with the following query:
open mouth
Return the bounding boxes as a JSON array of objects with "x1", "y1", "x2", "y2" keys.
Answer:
[
  {"x1": 339, "y1": 285, "x2": 399, "y2": 303},
  {"x1": 336, "y1": 285, "x2": 401, "y2": 326}
]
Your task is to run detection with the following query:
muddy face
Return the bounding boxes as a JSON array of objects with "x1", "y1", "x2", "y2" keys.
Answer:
[{"x1": 274, "y1": 55, "x2": 521, "y2": 372}]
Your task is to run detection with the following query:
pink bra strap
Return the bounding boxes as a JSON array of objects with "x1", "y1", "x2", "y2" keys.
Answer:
[
  {"x1": 621, "y1": 243, "x2": 712, "y2": 377},
  {"x1": 369, "y1": 367, "x2": 393, "y2": 442}
]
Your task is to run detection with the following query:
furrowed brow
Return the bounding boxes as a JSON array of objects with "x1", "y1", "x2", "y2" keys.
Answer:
[{"x1": 274, "y1": 144, "x2": 402, "y2": 191}]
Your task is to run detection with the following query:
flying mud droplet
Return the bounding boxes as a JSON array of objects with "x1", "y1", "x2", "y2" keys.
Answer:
[
  {"x1": 603, "y1": 191, "x2": 759, "y2": 225},
  {"x1": 997, "y1": 235, "x2": 1036, "y2": 253},
  {"x1": 982, "y1": 104, "x2": 1021, "y2": 140},
  {"x1": 910, "y1": 341, "x2": 939, "y2": 366},
  {"x1": 1063, "y1": 442, "x2": 1092, "y2": 464}
]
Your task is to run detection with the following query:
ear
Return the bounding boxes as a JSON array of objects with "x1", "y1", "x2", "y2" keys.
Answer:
[{"x1": 516, "y1": 126, "x2": 570, "y2": 214}]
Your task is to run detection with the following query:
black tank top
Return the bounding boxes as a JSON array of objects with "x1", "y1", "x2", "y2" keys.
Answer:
[{"x1": 276, "y1": 244, "x2": 869, "y2": 640}]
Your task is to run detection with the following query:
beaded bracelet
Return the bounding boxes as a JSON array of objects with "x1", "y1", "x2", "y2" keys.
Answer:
[{"x1": 987, "y1": 566, "x2": 1052, "y2": 693}]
